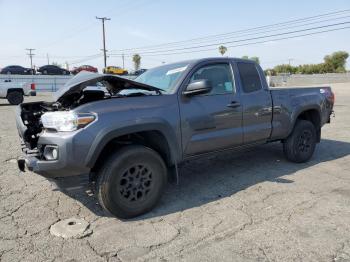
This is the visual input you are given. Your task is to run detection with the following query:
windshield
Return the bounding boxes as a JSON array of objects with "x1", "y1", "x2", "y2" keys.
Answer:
[{"x1": 134, "y1": 62, "x2": 189, "y2": 93}]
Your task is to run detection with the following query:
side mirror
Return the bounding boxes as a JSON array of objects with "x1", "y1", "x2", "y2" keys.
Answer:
[{"x1": 183, "y1": 80, "x2": 212, "y2": 96}]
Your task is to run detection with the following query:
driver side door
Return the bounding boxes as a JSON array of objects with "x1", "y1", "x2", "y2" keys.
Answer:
[{"x1": 179, "y1": 62, "x2": 243, "y2": 157}]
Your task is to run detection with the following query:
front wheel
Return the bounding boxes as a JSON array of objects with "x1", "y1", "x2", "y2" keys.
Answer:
[
  {"x1": 7, "y1": 91, "x2": 24, "y2": 105},
  {"x1": 283, "y1": 120, "x2": 317, "y2": 163},
  {"x1": 96, "y1": 145, "x2": 167, "y2": 219}
]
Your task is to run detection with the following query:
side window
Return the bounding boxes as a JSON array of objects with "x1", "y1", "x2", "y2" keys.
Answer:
[
  {"x1": 190, "y1": 63, "x2": 234, "y2": 95},
  {"x1": 237, "y1": 62, "x2": 262, "y2": 93}
]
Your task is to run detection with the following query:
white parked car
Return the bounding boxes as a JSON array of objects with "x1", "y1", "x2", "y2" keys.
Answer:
[{"x1": 0, "y1": 80, "x2": 36, "y2": 105}]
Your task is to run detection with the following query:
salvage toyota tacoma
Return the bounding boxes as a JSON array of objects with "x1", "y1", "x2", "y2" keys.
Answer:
[{"x1": 15, "y1": 58, "x2": 334, "y2": 218}]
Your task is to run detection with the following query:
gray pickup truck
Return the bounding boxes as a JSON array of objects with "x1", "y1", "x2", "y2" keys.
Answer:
[{"x1": 16, "y1": 57, "x2": 334, "y2": 218}]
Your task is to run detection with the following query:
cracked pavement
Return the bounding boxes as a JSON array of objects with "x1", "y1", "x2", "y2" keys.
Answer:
[{"x1": 1, "y1": 83, "x2": 350, "y2": 261}]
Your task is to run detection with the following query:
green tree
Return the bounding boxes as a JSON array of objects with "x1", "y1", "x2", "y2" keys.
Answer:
[
  {"x1": 274, "y1": 64, "x2": 297, "y2": 74},
  {"x1": 264, "y1": 68, "x2": 277, "y2": 76},
  {"x1": 218, "y1": 45, "x2": 227, "y2": 56},
  {"x1": 132, "y1": 54, "x2": 141, "y2": 70},
  {"x1": 250, "y1": 56, "x2": 260, "y2": 64},
  {"x1": 271, "y1": 51, "x2": 349, "y2": 75},
  {"x1": 241, "y1": 56, "x2": 260, "y2": 64},
  {"x1": 324, "y1": 51, "x2": 349, "y2": 73}
]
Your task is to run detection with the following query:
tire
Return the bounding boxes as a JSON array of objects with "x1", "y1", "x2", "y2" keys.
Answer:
[
  {"x1": 283, "y1": 120, "x2": 317, "y2": 163},
  {"x1": 96, "y1": 145, "x2": 167, "y2": 219},
  {"x1": 43, "y1": 70, "x2": 48, "y2": 75},
  {"x1": 7, "y1": 91, "x2": 24, "y2": 105},
  {"x1": 6, "y1": 71, "x2": 11, "y2": 75}
]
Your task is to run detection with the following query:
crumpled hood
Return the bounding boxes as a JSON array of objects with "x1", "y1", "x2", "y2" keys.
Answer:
[{"x1": 53, "y1": 71, "x2": 162, "y2": 102}]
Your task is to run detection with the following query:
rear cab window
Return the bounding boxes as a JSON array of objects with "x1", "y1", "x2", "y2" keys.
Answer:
[{"x1": 237, "y1": 62, "x2": 262, "y2": 93}]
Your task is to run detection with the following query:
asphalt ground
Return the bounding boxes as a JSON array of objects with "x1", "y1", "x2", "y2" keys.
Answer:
[{"x1": 0, "y1": 83, "x2": 349, "y2": 261}]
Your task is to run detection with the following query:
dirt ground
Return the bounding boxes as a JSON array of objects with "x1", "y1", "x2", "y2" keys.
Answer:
[{"x1": 1, "y1": 83, "x2": 350, "y2": 262}]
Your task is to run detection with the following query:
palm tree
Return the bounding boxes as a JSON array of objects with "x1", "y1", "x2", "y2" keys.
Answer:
[
  {"x1": 133, "y1": 54, "x2": 141, "y2": 70},
  {"x1": 218, "y1": 45, "x2": 227, "y2": 56}
]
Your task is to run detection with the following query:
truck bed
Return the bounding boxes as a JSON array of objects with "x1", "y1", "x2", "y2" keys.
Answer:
[{"x1": 269, "y1": 86, "x2": 334, "y2": 140}]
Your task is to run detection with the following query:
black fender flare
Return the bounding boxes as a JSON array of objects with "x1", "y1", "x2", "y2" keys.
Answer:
[
  {"x1": 288, "y1": 104, "x2": 321, "y2": 137},
  {"x1": 84, "y1": 120, "x2": 181, "y2": 168}
]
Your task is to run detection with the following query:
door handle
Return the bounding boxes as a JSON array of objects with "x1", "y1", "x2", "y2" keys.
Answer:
[
  {"x1": 227, "y1": 101, "x2": 241, "y2": 108},
  {"x1": 255, "y1": 107, "x2": 272, "y2": 117}
]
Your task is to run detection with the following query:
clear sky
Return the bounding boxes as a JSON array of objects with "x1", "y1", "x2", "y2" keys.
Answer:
[{"x1": 0, "y1": 0, "x2": 349, "y2": 71}]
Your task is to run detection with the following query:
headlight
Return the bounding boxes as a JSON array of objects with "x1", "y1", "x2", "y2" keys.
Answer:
[{"x1": 41, "y1": 111, "x2": 96, "y2": 132}]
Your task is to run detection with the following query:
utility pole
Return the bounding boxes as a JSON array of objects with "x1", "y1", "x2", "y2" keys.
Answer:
[
  {"x1": 96, "y1": 16, "x2": 111, "y2": 68},
  {"x1": 288, "y1": 58, "x2": 294, "y2": 66},
  {"x1": 25, "y1": 48, "x2": 35, "y2": 69},
  {"x1": 46, "y1": 53, "x2": 50, "y2": 65},
  {"x1": 122, "y1": 54, "x2": 125, "y2": 69}
]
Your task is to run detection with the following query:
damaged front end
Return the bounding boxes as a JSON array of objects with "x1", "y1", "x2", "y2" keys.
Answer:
[
  {"x1": 16, "y1": 101, "x2": 67, "y2": 173},
  {"x1": 18, "y1": 101, "x2": 61, "y2": 150},
  {"x1": 16, "y1": 72, "x2": 162, "y2": 176}
]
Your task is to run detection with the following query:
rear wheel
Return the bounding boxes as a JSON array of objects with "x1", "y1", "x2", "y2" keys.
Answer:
[
  {"x1": 96, "y1": 145, "x2": 167, "y2": 219},
  {"x1": 283, "y1": 120, "x2": 317, "y2": 163},
  {"x1": 7, "y1": 91, "x2": 23, "y2": 105}
]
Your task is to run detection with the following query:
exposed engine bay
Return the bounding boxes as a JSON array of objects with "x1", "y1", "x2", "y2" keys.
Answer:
[
  {"x1": 19, "y1": 73, "x2": 163, "y2": 149},
  {"x1": 20, "y1": 89, "x2": 108, "y2": 149}
]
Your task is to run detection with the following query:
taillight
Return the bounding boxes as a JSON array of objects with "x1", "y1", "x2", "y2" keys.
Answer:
[
  {"x1": 320, "y1": 88, "x2": 335, "y2": 104},
  {"x1": 30, "y1": 83, "x2": 36, "y2": 90}
]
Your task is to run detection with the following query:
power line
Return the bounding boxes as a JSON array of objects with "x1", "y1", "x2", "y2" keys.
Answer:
[
  {"x1": 96, "y1": 17, "x2": 111, "y2": 68},
  {"x1": 39, "y1": 0, "x2": 151, "y2": 50},
  {"x1": 109, "y1": 21, "x2": 350, "y2": 56},
  {"x1": 69, "y1": 54, "x2": 103, "y2": 65},
  {"x1": 25, "y1": 48, "x2": 35, "y2": 70},
  {"x1": 22, "y1": 19, "x2": 350, "y2": 66},
  {"x1": 109, "y1": 9, "x2": 350, "y2": 53},
  {"x1": 115, "y1": 14, "x2": 350, "y2": 53},
  {"x1": 113, "y1": 25, "x2": 350, "y2": 58},
  {"x1": 5, "y1": 9, "x2": 348, "y2": 68},
  {"x1": 69, "y1": 25, "x2": 350, "y2": 63}
]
